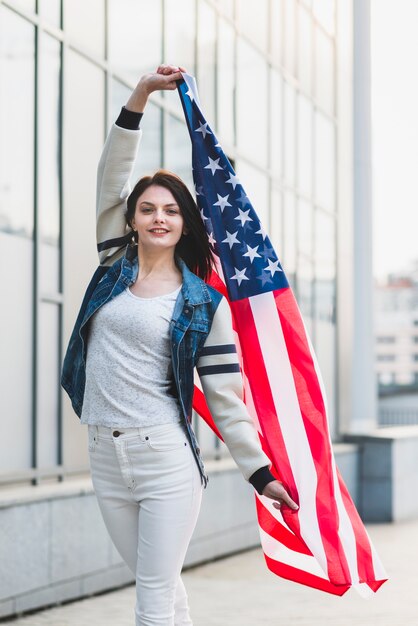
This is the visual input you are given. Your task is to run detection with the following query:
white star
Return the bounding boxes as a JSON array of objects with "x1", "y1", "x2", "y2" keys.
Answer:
[
  {"x1": 185, "y1": 87, "x2": 194, "y2": 102},
  {"x1": 222, "y1": 230, "x2": 240, "y2": 249},
  {"x1": 200, "y1": 208, "x2": 209, "y2": 222},
  {"x1": 213, "y1": 194, "x2": 232, "y2": 212},
  {"x1": 195, "y1": 121, "x2": 212, "y2": 139},
  {"x1": 230, "y1": 267, "x2": 249, "y2": 286},
  {"x1": 225, "y1": 173, "x2": 240, "y2": 189},
  {"x1": 243, "y1": 244, "x2": 261, "y2": 263},
  {"x1": 264, "y1": 259, "x2": 283, "y2": 277},
  {"x1": 234, "y1": 208, "x2": 253, "y2": 227},
  {"x1": 208, "y1": 232, "x2": 216, "y2": 246},
  {"x1": 204, "y1": 157, "x2": 223, "y2": 175},
  {"x1": 256, "y1": 224, "x2": 268, "y2": 240}
]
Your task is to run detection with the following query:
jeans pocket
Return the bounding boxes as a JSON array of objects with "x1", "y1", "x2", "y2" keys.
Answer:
[
  {"x1": 146, "y1": 423, "x2": 188, "y2": 452},
  {"x1": 88, "y1": 426, "x2": 98, "y2": 452}
]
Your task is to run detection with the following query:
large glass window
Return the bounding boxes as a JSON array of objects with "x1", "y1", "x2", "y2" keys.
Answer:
[
  {"x1": 312, "y1": 0, "x2": 335, "y2": 36},
  {"x1": 283, "y1": 191, "x2": 296, "y2": 286},
  {"x1": 298, "y1": 3, "x2": 312, "y2": 94},
  {"x1": 298, "y1": 199, "x2": 313, "y2": 257},
  {"x1": 164, "y1": 0, "x2": 195, "y2": 74},
  {"x1": 197, "y1": 0, "x2": 216, "y2": 126},
  {"x1": 217, "y1": 19, "x2": 235, "y2": 147},
  {"x1": 270, "y1": 69, "x2": 283, "y2": 180},
  {"x1": 283, "y1": 0, "x2": 296, "y2": 75},
  {"x1": 0, "y1": 7, "x2": 34, "y2": 238},
  {"x1": 0, "y1": 7, "x2": 35, "y2": 472},
  {"x1": 284, "y1": 82, "x2": 295, "y2": 186},
  {"x1": 235, "y1": 160, "x2": 269, "y2": 229},
  {"x1": 314, "y1": 111, "x2": 335, "y2": 211},
  {"x1": 298, "y1": 94, "x2": 312, "y2": 196},
  {"x1": 270, "y1": 187, "x2": 283, "y2": 258},
  {"x1": 270, "y1": 0, "x2": 283, "y2": 65},
  {"x1": 38, "y1": 0, "x2": 61, "y2": 28},
  {"x1": 108, "y1": 0, "x2": 161, "y2": 79},
  {"x1": 236, "y1": 0, "x2": 268, "y2": 52},
  {"x1": 315, "y1": 27, "x2": 334, "y2": 115},
  {"x1": 38, "y1": 33, "x2": 61, "y2": 294},
  {"x1": 237, "y1": 39, "x2": 268, "y2": 168},
  {"x1": 64, "y1": 0, "x2": 104, "y2": 58}
]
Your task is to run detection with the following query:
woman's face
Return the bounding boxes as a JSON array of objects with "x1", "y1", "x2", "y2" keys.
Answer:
[{"x1": 132, "y1": 185, "x2": 186, "y2": 253}]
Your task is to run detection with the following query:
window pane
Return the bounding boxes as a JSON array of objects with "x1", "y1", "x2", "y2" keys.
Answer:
[
  {"x1": 197, "y1": 1, "x2": 216, "y2": 125},
  {"x1": 270, "y1": 69, "x2": 283, "y2": 179},
  {"x1": 314, "y1": 208, "x2": 336, "y2": 282},
  {"x1": 298, "y1": 199, "x2": 313, "y2": 257},
  {"x1": 237, "y1": 39, "x2": 268, "y2": 167},
  {"x1": 108, "y1": 0, "x2": 161, "y2": 78},
  {"x1": 312, "y1": 0, "x2": 335, "y2": 36},
  {"x1": 37, "y1": 302, "x2": 59, "y2": 467},
  {"x1": 38, "y1": 0, "x2": 61, "y2": 27},
  {"x1": 315, "y1": 112, "x2": 335, "y2": 211},
  {"x1": 213, "y1": 0, "x2": 234, "y2": 19},
  {"x1": 283, "y1": 191, "x2": 296, "y2": 284},
  {"x1": 164, "y1": 115, "x2": 192, "y2": 190},
  {"x1": 270, "y1": 187, "x2": 283, "y2": 257},
  {"x1": 164, "y1": 0, "x2": 195, "y2": 74},
  {"x1": 236, "y1": 0, "x2": 268, "y2": 52},
  {"x1": 298, "y1": 4, "x2": 312, "y2": 94},
  {"x1": 217, "y1": 19, "x2": 235, "y2": 146},
  {"x1": 315, "y1": 27, "x2": 334, "y2": 114},
  {"x1": 297, "y1": 255, "x2": 313, "y2": 336},
  {"x1": 283, "y1": 0, "x2": 296, "y2": 75},
  {"x1": 298, "y1": 94, "x2": 312, "y2": 196},
  {"x1": 270, "y1": 0, "x2": 283, "y2": 64},
  {"x1": 64, "y1": 0, "x2": 105, "y2": 58},
  {"x1": 39, "y1": 33, "x2": 61, "y2": 294},
  {"x1": 284, "y1": 82, "x2": 295, "y2": 185},
  {"x1": 0, "y1": 7, "x2": 34, "y2": 238},
  {"x1": 0, "y1": 234, "x2": 33, "y2": 472}
]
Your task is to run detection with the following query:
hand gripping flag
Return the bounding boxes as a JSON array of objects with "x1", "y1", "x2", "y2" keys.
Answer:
[{"x1": 177, "y1": 73, "x2": 387, "y2": 596}]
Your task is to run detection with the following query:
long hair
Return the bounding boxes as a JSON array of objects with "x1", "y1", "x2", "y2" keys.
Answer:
[{"x1": 125, "y1": 171, "x2": 215, "y2": 281}]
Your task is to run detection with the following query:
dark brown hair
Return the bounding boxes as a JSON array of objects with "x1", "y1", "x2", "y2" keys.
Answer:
[{"x1": 125, "y1": 170, "x2": 215, "y2": 281}]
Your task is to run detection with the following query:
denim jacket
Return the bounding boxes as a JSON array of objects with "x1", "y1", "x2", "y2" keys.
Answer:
[{"x1": 61, "y1": 241, "x2": 223, "y2": 488}]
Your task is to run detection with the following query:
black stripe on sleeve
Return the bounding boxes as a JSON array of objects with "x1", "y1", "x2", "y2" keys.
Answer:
[
  {"x1": 248, "y1": 465, "x2": 276, "y2": 495},
  {"x1": 115, "y1": 106, "x2": 144, "y2": 130},
  {"x1": 197, "y1": 363, "x2": 241, "y2": 377},
  {"x1": 97, "y1": 233, "x2": 133, "y2": 252},
  {"x1": 200, "y1": 344, "x2": 237, "y2": 357}
]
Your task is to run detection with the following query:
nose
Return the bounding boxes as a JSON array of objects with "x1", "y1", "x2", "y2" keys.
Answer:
[{"x1": 153, "y1": 209, "x2": 166, "y2": 222}]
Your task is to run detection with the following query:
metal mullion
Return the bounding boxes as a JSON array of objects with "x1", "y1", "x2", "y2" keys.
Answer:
[
  {"x1": 31, "y1": 1, "x2": 39, "y2": 485},
  {"x1": 57, "y1": 20, "x2": 64, "y2": 477}
]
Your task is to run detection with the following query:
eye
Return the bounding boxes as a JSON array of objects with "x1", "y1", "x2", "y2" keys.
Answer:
[
  {"x1": 140, "y1": 207, "x2": 153, "y2": 213},
  {"x1": 166, "y1": 209, "x2": 179, "y2": 215}
]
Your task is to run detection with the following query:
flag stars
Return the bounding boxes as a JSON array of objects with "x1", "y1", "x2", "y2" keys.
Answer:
[
  {"x1": 200, "y1": 208, "x2": 209, "y2": 222},
  {"x1": 234, "y1": 208, "x2": 253, "y2": 227},
  {"x1": 256, "y1": 224, "x2": 268, "y2": 240},
  {"x1": 264, "y1": 259, "x2": 283, "y2": 277},
  {"x1": 225, "y1": 173, "x2": 240, "y2": 190},
  {"x1": 213, "y1": 193, "x2": 232, "y2": 212},
  {"x1": 222, "y1": 230, "x2": 241, "y2": 249},
  {"x1": 230, "y1": 267, "x2": 249, "y2": 286},
  {"x1": 204, "y1": 157, "x2": 223, "y2": 175},
  {"x1": 195, "y1": 121, "x2": 212, "y2": 139},
  {"x1": 208, "y1": 232, "x2": 216, "y2": 246},
  {"x1": 259, "y1": 246, "x2": 276, "y2": 261},
  {"x1": 185, "y1": 87, "x2": 195, "y2": 102},
  {"x1": 195, "y1": 184, "x2": 204, "y2": 196},
  {"x1": 257, "y1": 270, "x2": 273, "y2": 286},
  {"x1": 242, "y1": 244, "x2": 261, "y2": 263},
  {"x1": 236, "y1": 191, "x2": 251, "y2": 208}
]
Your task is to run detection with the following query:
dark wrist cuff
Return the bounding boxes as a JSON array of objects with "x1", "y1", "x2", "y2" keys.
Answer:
[
  {"x1": 248, "y1": 465, "x2": 276, "y2": 495},
  {"x1": 115, "y1": 106, "x2": 143, "y2": 130}
]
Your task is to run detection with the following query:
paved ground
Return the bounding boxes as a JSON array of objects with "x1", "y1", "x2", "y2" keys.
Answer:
[{"x1": 2, "y1": 519, "x2": 417, "y2": 626}]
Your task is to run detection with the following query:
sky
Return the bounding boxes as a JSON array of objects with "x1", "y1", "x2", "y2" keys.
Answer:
[{"x1": 371, "y1": 0, "x2": 418, "y2": 280}]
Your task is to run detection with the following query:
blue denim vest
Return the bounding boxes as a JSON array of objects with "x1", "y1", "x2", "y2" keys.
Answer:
[{"x1": 60, "y1": 242, "x2": 223, "y2": 488}]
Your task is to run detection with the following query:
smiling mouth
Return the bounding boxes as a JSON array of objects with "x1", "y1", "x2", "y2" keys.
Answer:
[{"x1": 149, "y1": 229, "x2": 169, "y2": 234}]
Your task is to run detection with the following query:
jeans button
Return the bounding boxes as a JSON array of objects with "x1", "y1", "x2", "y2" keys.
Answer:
[{"x1": 113, "y1": 430, "x2": 121, "y2": 437}]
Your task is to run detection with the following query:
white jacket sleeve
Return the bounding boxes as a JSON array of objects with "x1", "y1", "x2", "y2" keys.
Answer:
[
  {"x1": 196, "y1": 296, "x2": 272, "y2": 482},
  {"x1": 96, "y1": 123, "x2": 143, "y2": 265}
]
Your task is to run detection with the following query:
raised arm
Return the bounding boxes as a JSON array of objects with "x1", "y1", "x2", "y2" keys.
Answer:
[{"x1": 96, "y1": 65, "x2": 186, "y2": 266}]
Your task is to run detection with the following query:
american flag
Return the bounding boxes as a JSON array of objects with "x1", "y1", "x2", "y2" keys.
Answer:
[{"x1": 177, "y1": 73, "x2": 387, "y2": 596}]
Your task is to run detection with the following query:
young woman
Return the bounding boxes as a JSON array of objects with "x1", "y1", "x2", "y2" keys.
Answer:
[{"x1": 61, "y1": 65, "x2": 298, "y2": 626}]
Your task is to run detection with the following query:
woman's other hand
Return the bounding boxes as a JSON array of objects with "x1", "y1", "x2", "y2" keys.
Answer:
[
  {"x1": 125, "y1": 65, "x2": 187, "y2": 113},
  {"x1": 262, "y1": 480, "x2": 299, "y2": 511}
]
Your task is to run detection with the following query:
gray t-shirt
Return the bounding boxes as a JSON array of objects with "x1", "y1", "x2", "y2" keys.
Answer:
[{"x1": 80, "y1": 285, "x2": 182, "y2": 428}]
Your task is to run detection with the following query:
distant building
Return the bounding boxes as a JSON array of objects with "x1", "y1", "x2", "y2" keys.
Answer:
[{"x1": 375, "y1": 269, "x2": 418, "y2": 392}]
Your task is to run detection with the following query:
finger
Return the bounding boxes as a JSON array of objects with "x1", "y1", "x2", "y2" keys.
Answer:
[{"x1": 281, "y1": 493, "x2": 299, "y2": 510}]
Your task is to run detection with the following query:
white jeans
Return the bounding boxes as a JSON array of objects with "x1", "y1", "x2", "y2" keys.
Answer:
[{"x1": 87, "y1": 419, "x2": 203, "y2": 626}]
